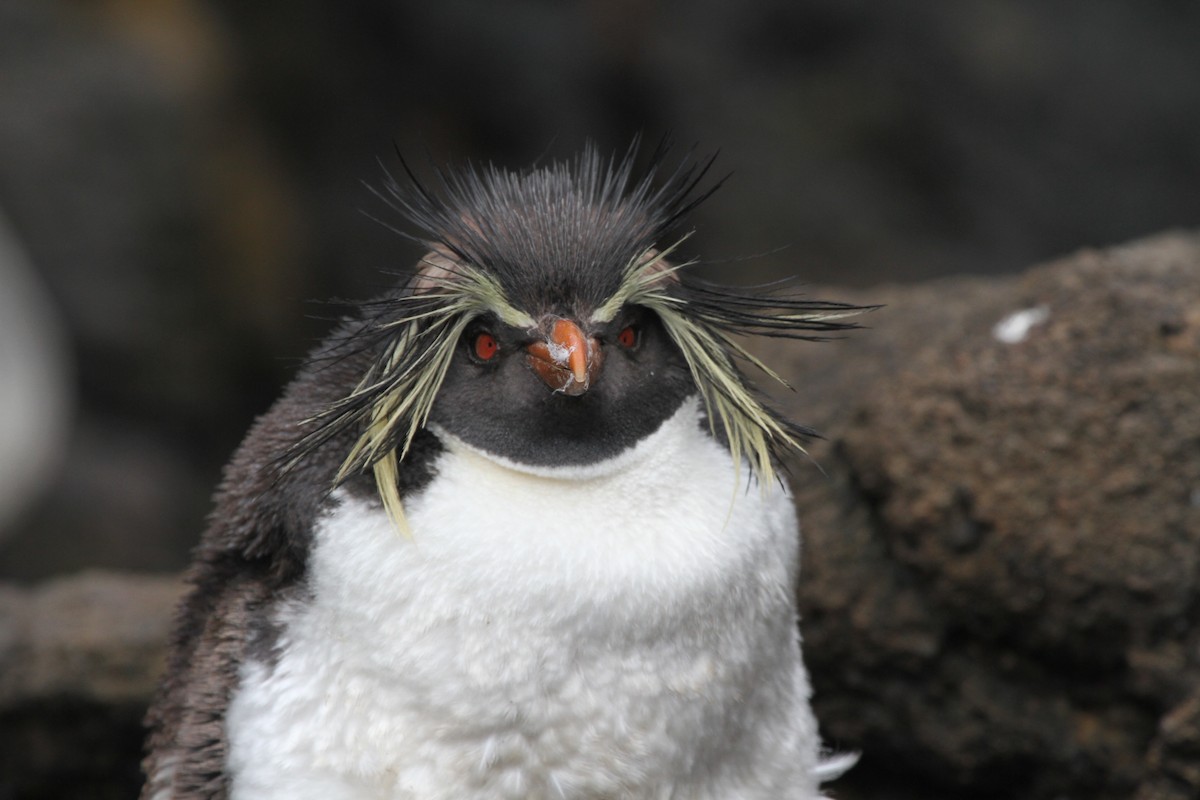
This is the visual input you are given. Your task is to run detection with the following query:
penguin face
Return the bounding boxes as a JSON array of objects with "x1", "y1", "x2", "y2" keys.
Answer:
[{"x1": 429, "y1": 301, "x2": 696, "y2": 469}]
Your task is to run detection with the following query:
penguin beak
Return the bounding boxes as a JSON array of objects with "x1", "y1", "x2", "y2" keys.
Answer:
[{"x1": 526, "y1": 318, "x2": 602, "y2": 396}]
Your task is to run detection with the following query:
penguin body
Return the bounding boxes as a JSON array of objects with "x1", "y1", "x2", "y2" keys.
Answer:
[
  {"x1": 226, "y1": 399, "x2": 817, "y2": 799},
  {"x1": 142, "y1": 146, "x2": 861, "y2": 799}
]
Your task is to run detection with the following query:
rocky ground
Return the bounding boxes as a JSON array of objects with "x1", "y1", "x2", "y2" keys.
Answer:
[
  {"x1": 775, "y1": 231, "x2": 1200, "y2": 799},
  {"x1": 2, "y1": 231, "x2": 1197, "y2": 798},
  {"x1": 0, "y1": 571, "x2": 182, "y2": 799}
]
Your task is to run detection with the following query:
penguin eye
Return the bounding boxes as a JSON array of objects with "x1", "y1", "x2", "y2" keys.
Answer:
[
  {"x1": 616, "y1": 325, "x2": 638, "y2": 349},
  {"x1": 472, "y1": 332, "x2": 499, "y2": 362}
]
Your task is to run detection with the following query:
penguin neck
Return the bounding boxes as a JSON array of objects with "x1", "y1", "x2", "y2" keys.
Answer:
[{"x1": 427, "y1": 394, "x2": 706, "y2": 482}]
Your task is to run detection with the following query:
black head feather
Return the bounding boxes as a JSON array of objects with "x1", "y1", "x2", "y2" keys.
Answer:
[{"x1": 371, "y1": 139, "x2": 719, "y2": 318}]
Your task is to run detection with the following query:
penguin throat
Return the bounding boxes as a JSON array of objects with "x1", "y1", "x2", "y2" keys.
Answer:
[{"x1": 426, "y1": 395, "x2": 703, "y2": 481}]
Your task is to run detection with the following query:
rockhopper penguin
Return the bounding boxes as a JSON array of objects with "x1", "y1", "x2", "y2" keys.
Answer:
[{"x1": 141, "y1": 144, "x2": 865, "y2": 799}]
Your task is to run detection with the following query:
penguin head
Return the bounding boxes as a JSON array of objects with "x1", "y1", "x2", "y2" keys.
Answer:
[
  {"x1": 404, "y1": 154, "x2": 704, "y2": 471},
  {"x1": 295, "y1": 144, "x2": 866, "y2": 526}
]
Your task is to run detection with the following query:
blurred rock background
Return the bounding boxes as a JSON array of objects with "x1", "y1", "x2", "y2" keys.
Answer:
[{"x1": 0, "y1": 1, "x2": 1197, "y2": 798}]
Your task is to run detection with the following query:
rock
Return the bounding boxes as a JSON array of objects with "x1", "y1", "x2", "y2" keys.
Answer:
[
  {"x1": 764, "y1": 231, "x2": 1200, "y2": 798},
  {"x1": 0, "y1": 571, "x2": 183, "y2": 799}
]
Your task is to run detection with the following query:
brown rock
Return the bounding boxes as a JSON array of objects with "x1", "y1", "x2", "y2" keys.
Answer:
[
  {"x1": 0, "y1": 571, "x2": 183, "y2": 799},
  {"x1": 764, "y1": 231, "x2": 1200, "y2": 798}
]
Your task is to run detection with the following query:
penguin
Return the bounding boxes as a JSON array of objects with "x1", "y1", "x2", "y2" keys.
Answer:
[{"x1": 141, "y1": 143, "x2": 864, "y2": 800}]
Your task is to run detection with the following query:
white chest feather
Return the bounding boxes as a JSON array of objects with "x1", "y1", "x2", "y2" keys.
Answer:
[{"x1": 225, "y1": 399, "x2": 838, "y2": 799}]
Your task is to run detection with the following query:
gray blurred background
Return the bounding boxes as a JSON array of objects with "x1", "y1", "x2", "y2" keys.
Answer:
[{"x1": 0, "y1": 0, "x2": 1198, "y2": 579}]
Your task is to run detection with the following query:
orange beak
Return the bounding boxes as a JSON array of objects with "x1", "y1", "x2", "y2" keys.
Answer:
[{"x1": 526, "y1": 318, "x2": 602, "y2": 396}]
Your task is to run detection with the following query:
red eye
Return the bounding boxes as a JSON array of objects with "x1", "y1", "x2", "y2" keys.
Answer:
[
  {"x1": 617, "y1": 325, "x2": 638, "y2": 349},
  {"x1": 473, "y1": 332, "x2": 499, "y2": 361}
]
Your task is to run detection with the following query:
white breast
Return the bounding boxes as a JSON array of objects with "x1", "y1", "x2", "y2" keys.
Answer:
[{"x1": 225, "y1": 398, "x2": 836, "y2": 799}]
